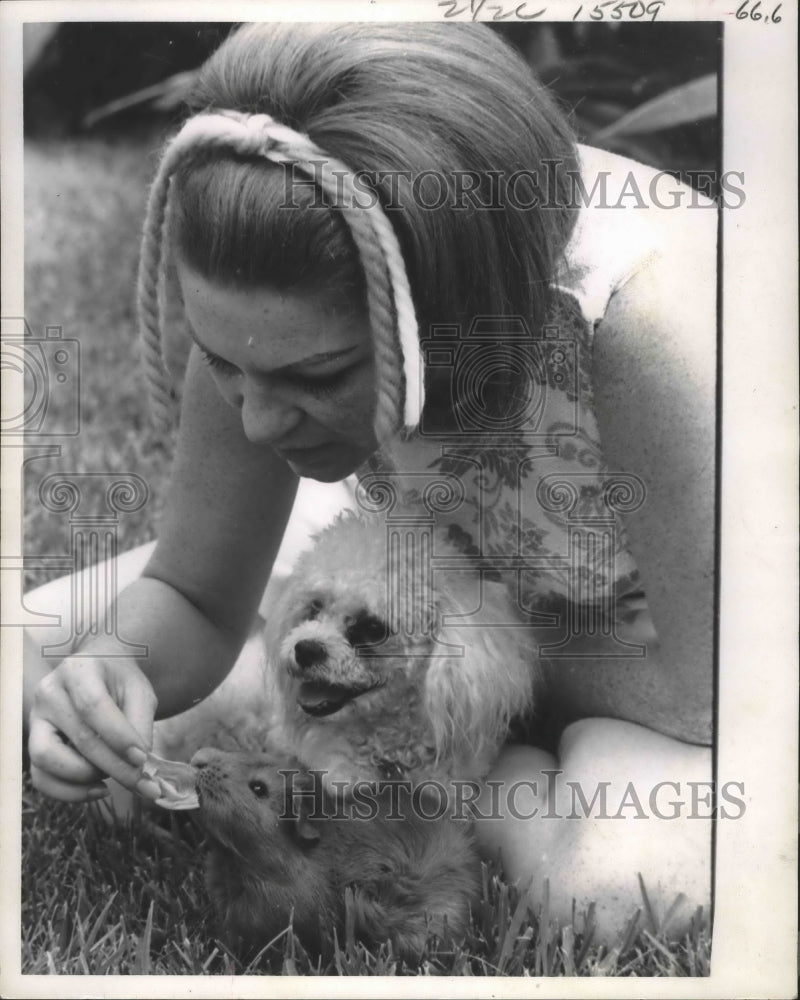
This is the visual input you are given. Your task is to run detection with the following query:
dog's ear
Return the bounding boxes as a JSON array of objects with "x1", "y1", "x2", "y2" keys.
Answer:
[
  {"x1": 424, "y1": 575, "x2": 537, "y2": 771},
  {"x1": 261, "y1": 579, "x2": 299, "y2": 663}
]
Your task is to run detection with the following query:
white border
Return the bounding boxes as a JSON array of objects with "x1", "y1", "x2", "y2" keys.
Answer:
[{"x1": 1, "y1": 1, "x2": 797, "y2": 997}]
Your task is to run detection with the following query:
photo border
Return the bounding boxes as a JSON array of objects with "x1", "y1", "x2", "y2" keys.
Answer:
[{"x1": 1, "y1": 2, "x2": 796, "y2": 997}]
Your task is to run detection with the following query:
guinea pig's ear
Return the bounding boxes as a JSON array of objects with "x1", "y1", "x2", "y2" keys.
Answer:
[
  {"x1": 281, "y1": 771, "x2": 323, "y2": 845},
  {"x1": 293, "y1": 795, "x2": 322, "y2": 845}
]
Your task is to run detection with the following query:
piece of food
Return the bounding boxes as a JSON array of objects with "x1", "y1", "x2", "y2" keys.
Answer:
[{"x1": 141, "y1": 752, "x2": 199, "y2": 810}]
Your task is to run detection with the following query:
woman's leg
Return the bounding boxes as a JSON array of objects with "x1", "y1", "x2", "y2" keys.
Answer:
[
  {"x1": 474, "y1": 718, "x2": 712, "y2": 946},
  {"x1": 23, "y1": 540, "x2": 158, "y2": 730}
]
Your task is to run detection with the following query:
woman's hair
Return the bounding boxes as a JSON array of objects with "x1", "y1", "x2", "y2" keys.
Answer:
[{"x1": 166, "y1": 23, "x2": 579, "y2": 431}]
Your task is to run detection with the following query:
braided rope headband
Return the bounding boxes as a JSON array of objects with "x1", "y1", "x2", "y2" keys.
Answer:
[{"x1": 137, "y1": 110, "x2": 424, "y2": 442}]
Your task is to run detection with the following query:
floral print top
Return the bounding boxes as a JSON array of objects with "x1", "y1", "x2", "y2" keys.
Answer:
[{"x1": 349, "y1": 145, "x2": 674, "y2": 655}]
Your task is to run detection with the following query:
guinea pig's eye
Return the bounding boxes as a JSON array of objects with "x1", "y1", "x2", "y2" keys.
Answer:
[{"x1": 249, "y1": 779, "x2": 269, "y2": 799}]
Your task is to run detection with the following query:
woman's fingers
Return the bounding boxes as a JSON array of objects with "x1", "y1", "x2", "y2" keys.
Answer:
[
  {"x1": 117, "y1": 669, "x2": 157, "y2": 752},
  {"x1": 60, "y1": 660, "x2": 154, "y2": 760},
  {"x1": 29, "y1": 762, "x2": 110, "y2": 803},
  {"x1": 29, "y1": 656, "x2": 159, "y2": 798},
  {"x1": 27, "y1": 715, "x2": 107, "y2": 785}
]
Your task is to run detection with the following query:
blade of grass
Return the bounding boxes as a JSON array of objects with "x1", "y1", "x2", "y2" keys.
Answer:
[
  {"x1": 132, "y1": 899, "x2": 154, "y2": 975},
  {"x1": 637, "y1": 872, "x2": 658, "y2": 934},
  {"x1": 660, "y1": 892, "x2": 688, "y2": 936},
  {"x1": 497, "y1": 880, "x2": 533, "y2": 972},
  {"x1": 560, "y1": 923, "x2": 575, "y2": 976},
  {"x1": 642, "y1": 928, "x2": 682, "y2": 973},
  {"x1": 618, "y1": 906, "x2": 643, "y2": 955},
  {"x1": 575, "y1": 901, "x2": 596, "y2": 968},
  {"x1": 84, "y1": 891, "x2": 119, "y2": 952}
]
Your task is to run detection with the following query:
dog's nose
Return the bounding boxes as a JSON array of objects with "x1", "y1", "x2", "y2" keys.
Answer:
[{"x1": 294, "y1": 638, "x2": 327, "y2": 669}]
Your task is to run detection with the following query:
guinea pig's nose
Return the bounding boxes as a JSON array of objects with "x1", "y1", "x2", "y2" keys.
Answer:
[
  {"x1": 294, "y1": 638, "x2": 327, "y2": 669},
  {"x1": 191, "y1": 747, "x2": 221, "y2": 769}
]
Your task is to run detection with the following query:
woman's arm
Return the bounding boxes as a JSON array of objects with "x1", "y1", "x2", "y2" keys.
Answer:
[
  {"x1": 544, "y1": 205, "x2": 717, "y2": 745},
  {"x1": 139, "y1": 345, "x2": 299, "y2": 709},
  {"x1": 28, "y1": 346, "x2": 299, "y2": 798}
]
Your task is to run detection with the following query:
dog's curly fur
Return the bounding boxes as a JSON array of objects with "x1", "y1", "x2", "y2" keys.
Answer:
[
  {"x1": 193, "y1": 746, "x2": 481, "y2": 961},
  {"x1": 155, "y1": 512, "x2": 536, "y2": 959},
  {"x1": 264, "y1": 511, "x2": 537, "y2": 793},
  {"x1": 154, "y1": 511, "x2": 537, "y2": 789}
]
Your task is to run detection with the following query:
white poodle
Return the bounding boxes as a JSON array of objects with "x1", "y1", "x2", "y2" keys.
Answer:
[
  {"x1": 153, "y1": 511, "x2": 537, "y2": 798},
  {"x1": 263, "y1": 511, "x2": 538, "y2": 793}
]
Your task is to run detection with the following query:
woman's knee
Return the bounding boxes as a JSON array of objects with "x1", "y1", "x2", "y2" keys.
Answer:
[
  {"x1": 23, "y1": 539, "x2": 158, "y2": 653},
  {"x1": 23, "y1": 540, "x2": 159, "y2": 727},
  {"x1": 474, "y1": 726, "x2": 712, "y2": 945}
]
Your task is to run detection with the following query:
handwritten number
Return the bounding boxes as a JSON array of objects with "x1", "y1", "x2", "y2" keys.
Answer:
[
  {"x1": 581, "y1": 0, "x2": 662, "y2": 21},
  {"x1": 511, "y1": 3, "x2": 546, "y2": 18},
  {"x1": 735, "y1": 0, "x2": 783, "y2": 21},
  {"x1": 439, "y1": 0, "x2": 544, "y2": 17},
  {"x1": 441, "y1": 0, "x2": 670, "y2": 20}
]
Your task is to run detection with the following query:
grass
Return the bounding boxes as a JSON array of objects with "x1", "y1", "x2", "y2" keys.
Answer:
[
  {"x1": 19, "y1": 136, "x2": 712, "y2": 978},
  {"x1": 22, "y1": 133, "x2": 176, "y2": 591},
  {"x1": 21, "y1": 777, "x2": 710, "y2": 977}
]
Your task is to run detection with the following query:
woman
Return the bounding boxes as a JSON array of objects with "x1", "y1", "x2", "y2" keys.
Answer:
[{"x1": 25, "y1": 23, "x2": 715, "y2": 943}]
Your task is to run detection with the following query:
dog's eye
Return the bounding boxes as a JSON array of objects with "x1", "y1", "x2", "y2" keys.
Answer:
[
  {"x1": 347, "y1": 613, "x2": 387, "y2": 646},
  {"x1": 306, "y1": 598, "x2": 324, "y2": 620},
  {"x1": 249, "y1": 780, "x2": 269, "y2": 799}
]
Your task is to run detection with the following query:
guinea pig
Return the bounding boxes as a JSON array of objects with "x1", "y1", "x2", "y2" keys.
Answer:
[{"x1": 191, "y1": 747, "x2": 481, "y2": 962}]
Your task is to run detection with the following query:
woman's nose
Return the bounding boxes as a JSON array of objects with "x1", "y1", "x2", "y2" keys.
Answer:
[{"x1": 240, "y1": 381, "x2": 303, "y2": 446}]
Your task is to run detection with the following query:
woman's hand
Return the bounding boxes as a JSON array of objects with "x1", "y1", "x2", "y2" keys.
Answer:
[{"x1": 27, "y1": 654, "x2": 162, "y2": 803}]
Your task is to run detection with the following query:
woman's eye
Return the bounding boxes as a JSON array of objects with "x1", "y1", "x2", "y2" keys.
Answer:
[
  {"x1": 286, "y1": 368, "x2": 352, "y2": 398},
  {"x1": 200, "y1": 348, "x2": 240, "y2": 377},
  {"x1": 249, "y1": 779, "x2": 269, "y2": 799}
]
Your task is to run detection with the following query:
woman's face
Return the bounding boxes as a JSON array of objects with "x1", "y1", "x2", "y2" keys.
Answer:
[{"x1": 178, "y1": 264, "x2": 378, "y2": 482}]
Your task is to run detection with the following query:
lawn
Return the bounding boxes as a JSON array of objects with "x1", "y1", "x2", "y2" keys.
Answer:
[
  {"x1": 22, "y1": 777, "x2": 710, "y2": 976},
  {"x1": 19, "y1": 136, "x2": 711, "y2": 978},
  {"x1": 23, "y1": 133, "x2": 175, "y2": 591}
]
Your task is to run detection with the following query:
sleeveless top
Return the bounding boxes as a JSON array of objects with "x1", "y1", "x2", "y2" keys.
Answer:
[{"x1": 261, "y1": 145, "x2": 694, "y2": 655}]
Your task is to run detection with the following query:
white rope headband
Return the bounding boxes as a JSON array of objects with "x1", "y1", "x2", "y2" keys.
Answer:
[{"x1": 137, "y1": 110, "x2": 424, "y2": 442}]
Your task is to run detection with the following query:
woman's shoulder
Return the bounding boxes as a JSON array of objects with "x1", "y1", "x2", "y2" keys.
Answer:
[
  {"x1": 557, "y1": 144, "x2": 717, "y2": 325},
  {"x1": 573, "y1": 143, "x2": 717, "y2": 215}
]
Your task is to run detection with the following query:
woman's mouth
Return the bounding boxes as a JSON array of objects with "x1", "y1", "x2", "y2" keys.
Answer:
[{"x1": 277, "y1": 442, "x2": 334, "y2": 461}]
